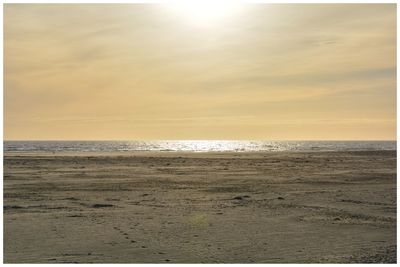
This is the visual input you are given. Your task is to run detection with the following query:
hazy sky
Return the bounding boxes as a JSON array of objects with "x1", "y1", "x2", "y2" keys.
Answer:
[{"x1": 4, "y1": 4, "x2": 396, "y2": 140}]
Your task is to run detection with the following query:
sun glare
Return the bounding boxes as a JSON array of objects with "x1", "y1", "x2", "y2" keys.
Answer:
[{"x1": 167, "y1": 1, "x2": 242, "y2": 27}]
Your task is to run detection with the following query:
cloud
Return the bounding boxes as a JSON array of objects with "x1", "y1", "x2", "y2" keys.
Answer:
[{"x1": 4, "y1": 4, "x2": 396, "y2": 140}]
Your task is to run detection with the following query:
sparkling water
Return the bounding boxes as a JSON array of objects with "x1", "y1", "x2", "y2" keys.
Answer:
[{"x1": 3, "y1": 140, "x2": 396, "y2": 152}]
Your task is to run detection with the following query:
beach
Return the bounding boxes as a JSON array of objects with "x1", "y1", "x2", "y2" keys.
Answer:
[{"x1": 3, "y1": 150, "x2": 396, "y2": 263}]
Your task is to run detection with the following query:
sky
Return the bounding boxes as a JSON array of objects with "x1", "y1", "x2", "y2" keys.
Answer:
[{"x1": 4, "y1": 4, "x2": 396, "y2": 140}]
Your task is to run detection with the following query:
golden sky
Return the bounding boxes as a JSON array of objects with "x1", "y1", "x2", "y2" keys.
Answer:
[{"x1": 4, "y1": 4, "x2": 396, "y2": 140}]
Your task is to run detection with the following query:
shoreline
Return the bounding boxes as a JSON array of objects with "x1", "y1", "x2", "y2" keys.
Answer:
[{"x1": 3, "y1": 149, "x2": 397, "y2": 157}]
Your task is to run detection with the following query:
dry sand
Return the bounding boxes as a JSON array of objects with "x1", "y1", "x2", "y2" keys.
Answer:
[{"x1": 3, "y1": 150, "x2": 397, "y2": 263}]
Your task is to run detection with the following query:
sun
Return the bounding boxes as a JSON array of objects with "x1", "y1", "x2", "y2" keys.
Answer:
[{"x1": 167, "y1": 1, "x2": 242, "y2": 27}]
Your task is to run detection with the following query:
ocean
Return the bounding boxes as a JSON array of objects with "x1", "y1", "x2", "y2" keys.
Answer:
[{"x1": 3, "y1": 140, "x2": 396, "y2": 153}]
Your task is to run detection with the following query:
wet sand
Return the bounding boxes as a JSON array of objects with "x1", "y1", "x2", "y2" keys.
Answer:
[{"x1": 3, "y1": 150, "x2": 396, "y2": 263}]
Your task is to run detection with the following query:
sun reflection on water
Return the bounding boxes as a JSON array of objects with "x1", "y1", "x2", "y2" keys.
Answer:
[{"x1": 155, "y1": 140, "x2": 286, "y2": 152}]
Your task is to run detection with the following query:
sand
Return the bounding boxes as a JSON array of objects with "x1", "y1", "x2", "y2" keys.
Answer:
[{"x1": 3, "y1": 150, "x2": 397, "y2": 263}]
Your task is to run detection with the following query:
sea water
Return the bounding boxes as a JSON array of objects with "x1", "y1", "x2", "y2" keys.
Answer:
[{"x1": 3, "y1": 140, "x2": 396, "y2": 152}]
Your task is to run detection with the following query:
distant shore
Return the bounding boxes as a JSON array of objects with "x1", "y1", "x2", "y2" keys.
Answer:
[{"x1": 4, "y1": 150, "x2": 396, "y2": 263}]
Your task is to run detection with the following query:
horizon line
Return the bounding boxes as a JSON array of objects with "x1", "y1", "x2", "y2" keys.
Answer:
[{"x1": 3, "y1": 139, "x2": 397, "y2": 142}]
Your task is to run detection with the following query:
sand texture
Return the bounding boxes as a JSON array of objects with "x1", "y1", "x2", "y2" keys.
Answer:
[{"x1": 3, "y1": 151, "x2": 397, "y2": 263}]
